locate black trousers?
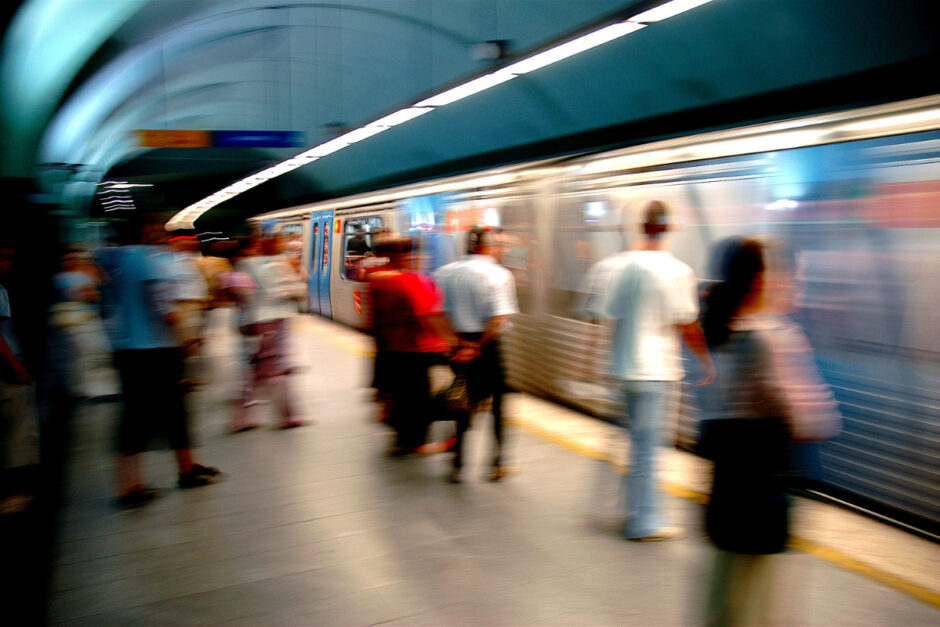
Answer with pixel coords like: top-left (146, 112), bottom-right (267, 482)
top-left (114, 348), bottom-right (191, 454)
top-left (452, 334), bottom-right (507, 470)
top-left (385, 351), bottom-right (440, 449)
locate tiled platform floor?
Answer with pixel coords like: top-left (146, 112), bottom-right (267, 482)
top-left (49, 312), bottom-right (940, 625)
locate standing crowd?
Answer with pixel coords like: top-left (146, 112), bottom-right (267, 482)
top-left (0, 201), bottom-right (840, 624)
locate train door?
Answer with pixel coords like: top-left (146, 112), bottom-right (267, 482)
top-left (308, 214), bottom-right (321, 314)
top-left (318, 209), bottom-right (334, 318)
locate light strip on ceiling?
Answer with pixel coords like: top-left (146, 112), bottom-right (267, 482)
top-left (166, 3), bottom-right (703, 230)
top-left (629, 0), bottom-right (714, 23)
top-left (502, 21), bottom-right (645, 75)
top-left (415, 71), bottom-right (517, 107)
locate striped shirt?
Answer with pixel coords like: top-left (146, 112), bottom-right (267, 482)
top-left (434, 255), bottom-right (519, 333)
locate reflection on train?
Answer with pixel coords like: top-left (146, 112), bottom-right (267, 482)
top-left (253, 95), bottom-right (940, 534)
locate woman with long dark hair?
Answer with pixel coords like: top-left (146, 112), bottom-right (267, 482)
top-left (699, 237), bottom-right (839, 625)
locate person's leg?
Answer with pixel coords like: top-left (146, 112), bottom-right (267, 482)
top-left (113, 350), bottom-right (156, 505)
top-left (233, 348), bottom-right (263, 431)
top-left (704, 548), bottom-right (738, 627)
top-left (622, 380), bottom-right (669, 539)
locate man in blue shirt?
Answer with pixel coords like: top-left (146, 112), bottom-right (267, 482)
top-left (107, 214), bottom-right (220, 508)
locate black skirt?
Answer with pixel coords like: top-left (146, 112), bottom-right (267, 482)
top-left (702, 417), bottom-right (790, 554)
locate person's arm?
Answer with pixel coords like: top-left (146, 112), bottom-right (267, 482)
top-left (0, 322), bottom-right (30, 384)
top-left (146, 279), bottom-right (192, 351)
top-left (678, 321), bottom-right (715, 386)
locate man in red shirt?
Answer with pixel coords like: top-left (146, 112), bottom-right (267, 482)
top-left (370, 236), bottom-right (455, 454)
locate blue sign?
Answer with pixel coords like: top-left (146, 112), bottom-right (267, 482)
top-left (213, 130), bottom-right (306, 148)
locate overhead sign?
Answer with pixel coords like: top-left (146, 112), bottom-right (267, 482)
top-left (136, 130), bottom-right (305, 148)
top-left (213, 130), bottom-right (306, 148)
top-left (137, 130), bottom-right (211, 148)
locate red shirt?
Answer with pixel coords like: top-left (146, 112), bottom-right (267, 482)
top-left (370, 271), bottom-right (448, 353)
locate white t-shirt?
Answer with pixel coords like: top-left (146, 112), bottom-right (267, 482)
top-left (434, 255), bottom-right (518, 333)
top-left (601, 250), bottom-right (698, 381)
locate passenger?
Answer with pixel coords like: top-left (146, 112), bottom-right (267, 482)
top-left (168, 231), bottom-right (210, 388)
top-left (369, 235), bottom-right (456, 455)
top-left (51, 248), bottom-right (115, 399)
top-left (0, 241), bottom-right (41, 515)
top-left (435, 226), bottom-right (519, 483)
top-left (106, 213), bottom-right (220, 509)
top-left (364, 227), bottom-right (395, 421)
top-left (218, 237), bottom-right (259, 405)
top-left (232, 234), bottom-right (307, 431)
top-left (195, 240), bottom-right (234, 312)
top-left (598, 201), bottom-right (713, 540)
top-left (699, 237), bottom-right (839, 626)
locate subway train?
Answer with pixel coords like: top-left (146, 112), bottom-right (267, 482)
top-left (253, 95), bottom-right (940, 534)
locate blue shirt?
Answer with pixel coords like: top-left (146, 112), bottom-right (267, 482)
top-left (107, 246), bottom-right (179, 350)
top-left (54, 271), bottom-right (94, 302)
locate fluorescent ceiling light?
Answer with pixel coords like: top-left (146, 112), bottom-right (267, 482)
top-left (630, 0), bottom-right (713, 23)
top-left (302, 137), bottom-right (351, 158)
top-left (371, 107), bottom-right (434, 128)
top-left (339, 124), bottom-right (389, 144)
top-left (504, 21), bottom-right (645, 74)
top-left (167, 13), bottom-right (655, 229)
top-left (416, 71), bottom-right (516, 107)
top-left (839, 109), bottom-right (940, 132)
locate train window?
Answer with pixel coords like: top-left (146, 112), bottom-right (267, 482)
top-left (548, 196), bottom-right (629, 318)
top-left (322, 222), bottom-right (331, 274)
top-left (499, 201), bottom-right (536, 314)
top-left (341, 216), bottom-right (384, 281)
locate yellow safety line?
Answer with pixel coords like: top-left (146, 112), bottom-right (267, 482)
top-left (788, 537), bottom-right (940, 610)
top-left (298, 316), bottom-right (940, 611)
top-left (510, 416), bottom-right (940, 611)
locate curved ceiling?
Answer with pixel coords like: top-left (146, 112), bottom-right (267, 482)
top-left (2, 0), bottom-right (939, 229)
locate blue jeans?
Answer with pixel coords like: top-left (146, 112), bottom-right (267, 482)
top-left (620, 380), bottom-right (674, 538)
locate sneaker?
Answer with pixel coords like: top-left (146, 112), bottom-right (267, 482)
top-left (447, 468), bottom-right (463, 484)
top-left (178, 464), bottom-right (222, 489)
top-left (280, 418), bottom-right (310, 429)
top-left (232, 420), bottom-right (260, 433)
top-left (486, 465), bottom-right (517, 482)
top-left (417, 437), bottom-right (457, 455)
top-left (626, 527), bottom-right (684, 542)
top-left (115, 487), bottom-right (159, 510)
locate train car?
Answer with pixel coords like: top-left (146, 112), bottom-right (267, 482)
top-left (253, 95), bottom-right (940, 534)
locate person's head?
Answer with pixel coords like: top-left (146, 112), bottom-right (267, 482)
top-left (168, 232), bottom-right (200, 253)
top-left (375, 235), bottom-right (416, 270)
top-left (467, 225), bottom-right (503, 260)
top-left (261, 234), bottom-right (283, 256)
top-left (703, 237), bottom-right (767, 347)
top-left (140, 211), bottom-right (174, 245)
top-left (641, 200), bottom-right (670, 241)
top-left (60, 247), bottom-right (85, 271)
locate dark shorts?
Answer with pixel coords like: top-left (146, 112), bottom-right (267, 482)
top-left (114, 348), bottom-right (191, 455)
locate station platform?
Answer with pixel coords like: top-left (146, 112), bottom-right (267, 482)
top-left (49, 312), bottom-right (940, 625)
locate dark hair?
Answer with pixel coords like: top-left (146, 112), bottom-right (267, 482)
top-left (702, 237), bottom-right (765, 348)
top-left (642, 201), bottom-right (669, 238)
top-left (374, 235), bottom-right (416, 256)
top-left (466, 225), bottom-right (488, 255)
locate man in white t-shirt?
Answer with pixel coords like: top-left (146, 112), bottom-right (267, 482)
top-left (600, 201), bottom-right (713, 541)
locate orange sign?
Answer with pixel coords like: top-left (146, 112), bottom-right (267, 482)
top-left (137, 130), bottom-right (211, 148)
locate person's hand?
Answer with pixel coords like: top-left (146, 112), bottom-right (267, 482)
top-left (183, 336), bottom-right (202, 358)
top-left (450, 347), bottom-right (479, 363)
top-left (691, 361), bottom-right (716, 387)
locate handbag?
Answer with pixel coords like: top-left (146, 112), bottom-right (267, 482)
top-left (435, 372), bottom-right (476, 417)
